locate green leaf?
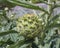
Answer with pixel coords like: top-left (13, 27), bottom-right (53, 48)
top-left (7, 0), bottom-right (49, 15)
top-left (0, 41), bottom-right (5, 46)
top-left (2, 10), bottom-right (10, 22)
top-left (8, 40), bottom-right (25, 48)
top-left (52, 4), bottom-right (60, 10)
top-left (45, 23), bottom-right (60, 32)
top-left (0, 38), bottom-right (14, 46)
top-left (0, 30), bottom-right (18, 36)
top-left (8, 38), bottom-right (35, 48)
top-left (49, 23), bottom-right (60, 28)
top-left (48, 14), bottom-right (60, 25)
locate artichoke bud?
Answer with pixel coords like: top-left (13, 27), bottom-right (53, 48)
top-left (16, 14), bottom-right (43, 39)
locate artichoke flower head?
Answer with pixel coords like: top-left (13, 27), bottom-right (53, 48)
top-left (16, 14), bottom-right (44, 39)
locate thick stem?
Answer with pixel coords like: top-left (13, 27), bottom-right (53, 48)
top-left (47, 0), bottom-right (52, 24)
top-left (47, 0), bottom-right (51, 13)
top-left (29, 1), bottom-right (37, 16)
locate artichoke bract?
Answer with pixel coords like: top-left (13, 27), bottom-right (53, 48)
top-left (16, 14), bottom-right (43, 39)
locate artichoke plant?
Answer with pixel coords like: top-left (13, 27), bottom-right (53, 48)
top-left (16, 14), bottom-right (44, 39)
top-left (0, 0), bottom-right (60, 48)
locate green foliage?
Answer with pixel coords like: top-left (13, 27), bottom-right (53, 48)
top-left (0, 0), bottom-right (60, 48)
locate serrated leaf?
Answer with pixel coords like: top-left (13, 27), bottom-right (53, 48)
top-left (52, 4), bottom-right (60, 10)
top-left (0, 38), bottom-right (14, 46)
top-left (0, 30), bottom-right (18, 36)
top-left (8, 40), bottom-right (25, 48)
top-left (45, 23), bottom-right (60, 32)
top-left (48, 14), bottom-right (60, 25)
top-left (49, 23), bottom-right (60, 28)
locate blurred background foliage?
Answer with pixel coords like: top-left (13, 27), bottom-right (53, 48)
top-left (0, 0), bottom-right (60, 48)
